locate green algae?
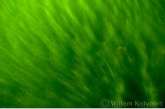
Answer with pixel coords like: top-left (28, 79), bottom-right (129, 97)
top-left (0, 0), bottom-right (165, 108)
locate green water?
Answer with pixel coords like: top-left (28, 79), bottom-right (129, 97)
top-left (0, 0), bottom-right (165, 108)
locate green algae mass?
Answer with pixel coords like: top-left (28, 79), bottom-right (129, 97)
top-left (0, 0), bottom-right (165, 108)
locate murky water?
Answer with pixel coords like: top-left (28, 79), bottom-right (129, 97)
top-left (0, 0), bottom-right (165, 107)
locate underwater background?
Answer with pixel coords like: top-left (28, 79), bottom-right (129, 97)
top-left (0, 0), bottom-right (165, 108)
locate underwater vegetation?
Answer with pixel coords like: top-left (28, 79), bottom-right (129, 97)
top-left (0, 0), bottom-right (165, 108)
